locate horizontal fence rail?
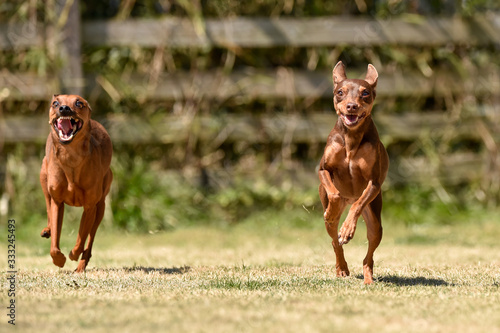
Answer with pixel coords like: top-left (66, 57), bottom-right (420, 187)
top-left (83, 15), bottom-right (500, 47)
top-left (2, 15), bottom-right (500, 50)
top-left (3, 108), bottom-right (499, 144)
top-left (1, 68), bottom-right (499, 101)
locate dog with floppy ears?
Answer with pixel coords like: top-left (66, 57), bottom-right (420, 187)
top-left (40, 94), bottom-right (113, 272)
top-left (318, 61), bottom-right (389, 284)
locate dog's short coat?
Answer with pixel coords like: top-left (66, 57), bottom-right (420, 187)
top-left (318, 62), bottom-right (389, 284)
top-left (40, 94), bottom-right (113, 272)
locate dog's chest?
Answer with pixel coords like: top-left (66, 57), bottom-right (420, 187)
top-left (328, 142), bottom-right (374, 196)
top-left (334, 156), bottom-right (367, 188)
top-left (48, 166), bottom-right (100, 207)
top-left (48, 177), bottom-right (85, 207)
top-left (65, 182), bottom-right (85, 207)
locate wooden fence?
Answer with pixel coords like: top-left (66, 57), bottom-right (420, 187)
top-left (1, 9), bottom-right (500, 187)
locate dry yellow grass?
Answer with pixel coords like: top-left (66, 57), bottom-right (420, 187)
top-left (1, 220), bottom-right (500, 332)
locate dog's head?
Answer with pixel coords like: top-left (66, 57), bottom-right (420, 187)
top-left (49, 94), bottom-right (91, 144)
top-left (332, 61), bottom-right (378, 129)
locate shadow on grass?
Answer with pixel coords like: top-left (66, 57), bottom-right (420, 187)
top-left (124, 265), bottom-right (191, 274)
top-left (375, 275), bottom-right (449, 286)
top-left (84, 266), bottom-right (191, 275)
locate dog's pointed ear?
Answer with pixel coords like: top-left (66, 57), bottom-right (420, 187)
top-left (85, 99), bottom-right (92, 112)
top-left (365, 64), bottom-right (378, 88)
top-left (332, 61), bottom-right (347, 86)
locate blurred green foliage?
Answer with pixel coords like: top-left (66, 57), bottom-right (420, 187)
top-left (109, 154), bottom-right (210, 231)
top-left (4, 143), bottom-right (496, 233)
top-left (3, 145), bottom-right (319, 232)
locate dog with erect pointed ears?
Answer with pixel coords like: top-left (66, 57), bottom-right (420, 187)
top-left (318, 62), bottom-right (389, 284)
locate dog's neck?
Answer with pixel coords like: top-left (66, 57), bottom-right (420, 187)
top-left (51, 128), bottom-right (92, 169)
top-left (336, 115), bottom-right (374, 159)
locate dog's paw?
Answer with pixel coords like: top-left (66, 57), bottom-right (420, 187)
top-left (50, 250), bottom-right (66, 268)
top-left (363, 263), bottom-right (375, 285)
top-left (336, 267), bottom-right (350, 277)
top-left (75, 260), bottom-right (87, 273)
top-left (40, 228), bottom-right (51, 238)
top-left (338, 222), bottom-right (356, 245)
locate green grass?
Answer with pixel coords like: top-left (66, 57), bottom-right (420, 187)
top-left (1, 216), bottom-right (500, 332)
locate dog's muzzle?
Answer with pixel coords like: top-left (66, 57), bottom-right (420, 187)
top-left (51, 109), bottom-right (84, 144)
top-left (340, 112), bottom-right (366, 127)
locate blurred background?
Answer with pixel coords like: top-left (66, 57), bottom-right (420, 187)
top-left (0, 0), bottom-right (499, 233)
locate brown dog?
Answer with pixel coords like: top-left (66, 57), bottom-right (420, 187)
top-left (40, 94), bottom-right (113, 272)
top-left (318, 61), bottom-right (389, 284)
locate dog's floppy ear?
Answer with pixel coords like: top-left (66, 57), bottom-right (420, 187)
top-left (332, 61), bottom-right (347, 86)
top-left (365, 64), bottom-right (378, 88)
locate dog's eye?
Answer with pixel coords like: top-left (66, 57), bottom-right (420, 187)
top-left (75, 101), bottom-right (83, 108)
top-left (52, 101), bottom-right (60, 108)
top-left (362, 90), bottom-right (370, 97)
top-left (337, 90), bottom-right (343, 97)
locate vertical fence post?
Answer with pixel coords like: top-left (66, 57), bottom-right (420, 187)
top-left (52, 0), bottom-right (84, 95)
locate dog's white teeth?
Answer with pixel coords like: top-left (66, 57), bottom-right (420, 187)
top-left (58, 130), bottom-right (74, 141)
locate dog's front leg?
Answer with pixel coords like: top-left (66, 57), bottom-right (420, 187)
top-left (319, 170), bottom-right (350, 277)
top-left (49, 198), bottom-right (66, 267)
top-left (338, 181), bottom-right (381, 245)
top-left (69, 205), bottom-right (97, 264)
top-left (318, 170), bottom-right (342, 220)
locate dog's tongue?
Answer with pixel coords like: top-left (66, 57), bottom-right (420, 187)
top-left (57, 118), bottom-right (73, 135)
top-left (346, 115), bottom-right (358, 123)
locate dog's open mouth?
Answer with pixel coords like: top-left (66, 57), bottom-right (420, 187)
top-left (52, 116), bottom-right (83, 143)
top-left (340, 112), bottom-right (366, 127)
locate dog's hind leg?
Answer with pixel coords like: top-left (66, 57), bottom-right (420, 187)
top-left (69, 205), bottom-right (97, 264)
top-left (75, 198), bottom-right (105, 272)
top-left (75, 170), bottom-right (112, 272)
top-left (361, 192), bottom-right (383, 284)
top-left (40, 158), bottom-right (52, 238)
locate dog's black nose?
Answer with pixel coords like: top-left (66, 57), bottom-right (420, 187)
top-left (346, 103), bottom-right (358, 112)
top-left (59, 105), bottom-right (72, 115)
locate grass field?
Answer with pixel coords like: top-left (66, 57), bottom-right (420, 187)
top-left (1, 212), bottom-right (500, 332)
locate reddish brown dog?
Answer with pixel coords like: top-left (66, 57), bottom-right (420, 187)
top-left (318, 61), bottom-right (389, 284)
top-left (40, 94), bottom-right (113, 272)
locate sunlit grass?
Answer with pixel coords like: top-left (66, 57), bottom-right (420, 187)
top-left (1, 218), bottom-right (500, 332)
